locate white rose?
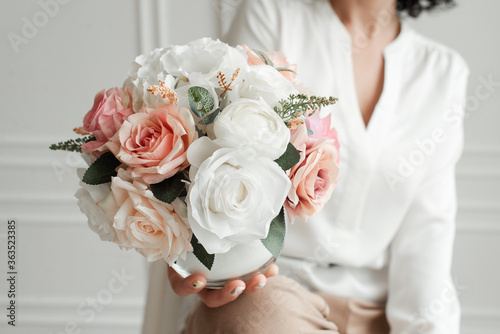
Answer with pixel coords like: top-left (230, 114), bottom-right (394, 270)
top-left (74, 168), bottom-right (115, 241)
top-left (160, 38), bottom-right (248, 108)
top-left (226, 65), bottom-right (296, 109)
top-left (213, 98), bottom-right (290, 160)
top-left (124, 47), bottom-right (180, 112)
top-left (124, 38), bottom-right (249, 113)
top-left (186, 137), bottom-right (291, 254)
top-left (160, 38), bottom-right (248, 81)
top-left (98, 169), bottom-right (193, 265)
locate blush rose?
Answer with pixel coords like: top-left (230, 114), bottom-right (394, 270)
top-left (82, 87), bottom-right (134, 153)
top-left (106, 103), bottom-right (198, 184)
top-left (285, 123), bottom-right (339, 223)
top-left (241, 44), bottom-right (298, 83)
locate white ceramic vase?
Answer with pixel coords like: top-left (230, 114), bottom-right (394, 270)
top-left (171, 239), bottom-right (276, 289)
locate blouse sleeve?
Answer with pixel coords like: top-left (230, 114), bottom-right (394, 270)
top-left (222, 0), bottom-right (281, 51)
top-left (386, 65), bottom-right (469, 334)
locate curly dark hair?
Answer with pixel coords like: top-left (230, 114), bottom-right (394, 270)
top-left (396, 0), bottom-right (455, 18)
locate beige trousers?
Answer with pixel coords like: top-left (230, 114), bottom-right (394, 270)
top-left (184, 275), bottom-right (390, 334)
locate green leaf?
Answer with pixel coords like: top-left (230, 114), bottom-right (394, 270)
top-left (261, 207), bottom-right (286, 259)
top-left (150, 173), bottom-right (185, 204)
top-left (191, 234), bottom-right (215, 270)
top-left (275, 67), bottom-right (296, 74)
top-left (178, 187), bottom-right (187, 198)
top-left (82, 152), bottom-right (121, 185)
top-left (307, 127), bottom-right (314, 136)
top-left (252, 49), bottom-right (274, 67)
top-left (187, 86), bottom-right (214, 116)
top-left (195, 125), bottom-right (204, 138)
top-left (198, 108), bottom-right (220, 125)
top-left (274, 142), bottom-right (300, 171)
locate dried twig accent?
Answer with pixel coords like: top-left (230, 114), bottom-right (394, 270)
top-left (288, 117), bottom-right (305, 131)
top-left (147, 80), bottom-right (179, 104)
top-left (217, 68), bottom-right (240, 97)
top-left (73, 126), bottom-right (89, 135)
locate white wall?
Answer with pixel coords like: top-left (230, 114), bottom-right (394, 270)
top-left (0, 1), bottom-right (217, 334)
top-left (0, 1), bottom-right (498, 334)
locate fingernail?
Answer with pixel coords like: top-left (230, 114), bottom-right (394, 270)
top-left (231, 286), bottom-right (245, 296)
top-left (257, 281), bottom-right (266, 289)
top-left (192, 280), bottom-right (204, 289)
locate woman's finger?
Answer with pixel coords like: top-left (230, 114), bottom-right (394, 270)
top-left (243, 273), bottom-right (267, 294)
top-left (198, 280), bottom-right (246, 308)
top-left (264, 263), bottom-right (279, 278)
top-left (168, 266), bottom-right (206, 297)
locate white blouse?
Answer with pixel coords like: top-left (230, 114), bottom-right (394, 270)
top-left (224, 0), bottom-right (469, 333)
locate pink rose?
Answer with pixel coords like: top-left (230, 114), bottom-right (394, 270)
top-left (285, 124), bottom-right (339, 223)
top-left (306, 112), bottom-right (340, 163)
top-left (241, 45), bottom-right (298, 83)
top-left (106, 103), bottom-right (198, 184)
top-left (98, 169), bottom-right (192, 264)
top-left (82, 87), bottom-right (134, 153)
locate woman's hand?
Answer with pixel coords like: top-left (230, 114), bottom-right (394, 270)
top-left (168, 264), bottom-right (279, 308)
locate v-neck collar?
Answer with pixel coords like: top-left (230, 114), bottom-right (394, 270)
top-left (317, 1), bottom-right (412, 231)
top-left (321, 1), bottom-right (411, 140)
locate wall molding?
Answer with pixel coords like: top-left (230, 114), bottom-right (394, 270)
top-left (1, 137), bottom-right (499, 231)
top-left (2, 137), bottom-right (500, 154)
top-left (3, 190), bottom-right (495, 212)
top-left (156, 0), bottom-right (169, 48)
top-left (136, 0), bottom-right (157, 54)
top-left (458, 202), bottom-right (500, 212)
top-left (456, 222), bottom-right (500, 234)
top-left (456, 169), bottom-right (500, 178)
top-left (135, 0), bottom-right (169, 54)
top-left (0, 298), bottom-right (497, 331)
top-left (3, 137), bottom-right (499, 153)
top-left (457, 146), bottom-right (500, 177)
top-left (2, 139), bottom-right (499, 176)
top-left (0, 297), bottom-right (143, 329)
top-left (461, 308), bottom-right (500, 334)
top-left (462, 145), bottom-right (500, 155)
top-left (0, 136), bottom-right (86, 169)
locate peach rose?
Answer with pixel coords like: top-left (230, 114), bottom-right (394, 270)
top-left (285, 124), bottom-right (339, 223)
top-left (98, 169), bottom-right (192, 264)
top-left (241, 44), bottom-right (297, 83)
top-left (82, 87), bottom-right (134, 152)
top-left (106, 103), bottom-right (198, 184)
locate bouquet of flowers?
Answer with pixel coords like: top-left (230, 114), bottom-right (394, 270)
top-left (50, 38), bottom-right (339, 286)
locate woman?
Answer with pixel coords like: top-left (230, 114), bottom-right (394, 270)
top-left (167, 0), bottom-right (469, 332)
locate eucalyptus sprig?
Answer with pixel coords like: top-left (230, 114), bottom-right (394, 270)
top-left (274, 94), bottom-right (339, 123)
top-left (49, 135), bottom-right (95, 153)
